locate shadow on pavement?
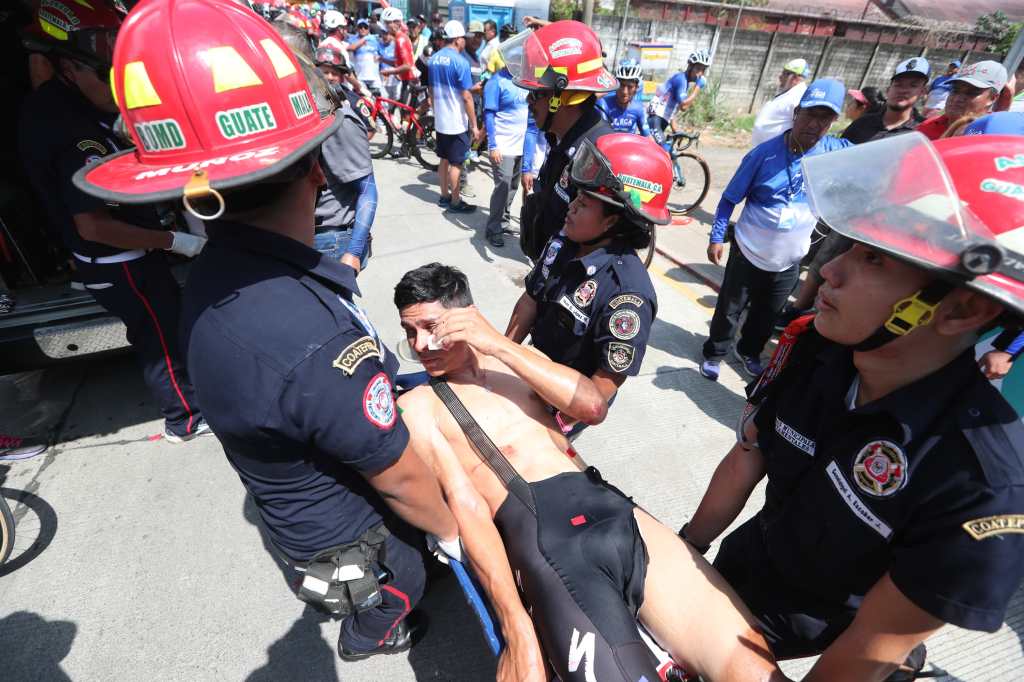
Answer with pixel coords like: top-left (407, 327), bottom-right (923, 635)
top-left (652, 365), bottom-right (746, 431)
top-left (0, 482), bottom-right (59, 577)
top-left (647, 316), bottom-right (708, 362)
top-left (0, 611), bottom-right (76, 681)
top-left (246, 605), bottom-right (336, 682)
top-left (407, 571), bottom-right (499, 682)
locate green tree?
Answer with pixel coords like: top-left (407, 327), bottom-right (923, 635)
top-left (975, 10), bottom-right (1023, 54)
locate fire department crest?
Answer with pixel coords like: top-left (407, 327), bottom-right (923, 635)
top-left (852, 440), bottom-right (908, 498)
top-left (363, 372), bottom-right (396, 429)
top-left (607, 342), bottom-right (635, 372)
top-left (609, 309), bottom-right (640, 340)
top-left (559, 165), bottom-right (570, 189)
top-left (574, 279), bottom-right (598, 307)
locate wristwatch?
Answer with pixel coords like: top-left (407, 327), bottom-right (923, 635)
top-left (679, 523), bottom-right (711, 555)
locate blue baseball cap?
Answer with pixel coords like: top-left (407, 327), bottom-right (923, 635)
top-left (950, 59), bottom-right (962, 68)
top-left (799, 78), bottom-right (845, 115)
top-left (964, 112), bottom-right (1024, 136)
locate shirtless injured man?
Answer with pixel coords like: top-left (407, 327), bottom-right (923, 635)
top-left (393, 263), bottom-right (787, 682)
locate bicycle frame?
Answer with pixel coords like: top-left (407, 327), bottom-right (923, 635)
top-left (362, 95), bottom-right (425, 136)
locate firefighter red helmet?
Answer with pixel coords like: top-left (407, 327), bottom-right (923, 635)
top-left (805, 132), bottom-right (1024, 317)
top-left (571, 133), bottom-right (673, 226)
top-left (499, 20), bottom-right (616, 96)
top-left (23, 0), bottom-right (123, 72)
top-left (74, 0), bottom-right (340, 212)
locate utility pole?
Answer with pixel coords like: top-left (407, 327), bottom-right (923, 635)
top-left (583, 0), bottom-right (594, 26)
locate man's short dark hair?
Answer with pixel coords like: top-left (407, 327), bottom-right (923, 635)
top-left (394, 263), bottom-right (474, 310)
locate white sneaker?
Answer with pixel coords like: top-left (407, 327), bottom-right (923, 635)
top-left (164, 419), bottom-right (212, 444)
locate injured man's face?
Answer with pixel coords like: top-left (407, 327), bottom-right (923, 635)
top-left (399, 300), bottom-right (472, 377)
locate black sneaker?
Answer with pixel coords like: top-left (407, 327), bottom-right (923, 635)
top-left (486, 232), bottom-right (505, 247)
top-left (337, 616), bottom-right (418, 662)
top-left (446, 200), bottom-right (476, 214)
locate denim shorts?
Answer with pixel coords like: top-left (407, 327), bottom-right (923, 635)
top-left (313, 229), bottom-right (372, 270)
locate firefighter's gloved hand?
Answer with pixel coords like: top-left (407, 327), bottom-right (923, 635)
top-left (169, 231), bottom-right (207, 257)
top-left (427, 534), bottom-right (464, 565)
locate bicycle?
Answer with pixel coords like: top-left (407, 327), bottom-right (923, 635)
top-left (0, 491), bottom-right (14, 565)
top-left (664, 129), bottom-right (711, 217)
top-left (363, 86), bottom-right (441, 172)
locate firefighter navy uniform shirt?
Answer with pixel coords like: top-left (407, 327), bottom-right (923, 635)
top-left (181, 221), bottom-right (408, 562)
top-left (744, 329), bottom-right (1024, 632)
top-left (525, 235), bottom-right (657, 378)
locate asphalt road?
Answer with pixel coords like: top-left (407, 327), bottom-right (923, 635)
top-left (1, 145), bottom-right (1021, 681)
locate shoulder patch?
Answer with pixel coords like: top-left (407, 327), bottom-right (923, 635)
top-left (963, 514), bottom-right (1024, 540)
top-left (363, 372), bottom-right (397, 429)
top-left (607, 342), bottom-right (635, 372)
top-left (609, 293), bottom-right (643, 309)
top-left (609, 309), bottom-right (641, 340)
top-left (332, 336), bottom-right (381, 376)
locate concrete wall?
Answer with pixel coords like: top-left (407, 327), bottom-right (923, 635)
top-left (592, 15), bottom-right (973, 114)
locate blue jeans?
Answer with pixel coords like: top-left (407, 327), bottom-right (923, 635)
top-left (313, 229), bottom-right (372, 270)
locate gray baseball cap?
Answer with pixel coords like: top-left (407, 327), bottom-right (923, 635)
top-left (950, 60), bottom-right (1008, 91)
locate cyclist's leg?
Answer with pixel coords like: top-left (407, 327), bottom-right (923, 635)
top-left (634, 509), bottom-right (781, 680)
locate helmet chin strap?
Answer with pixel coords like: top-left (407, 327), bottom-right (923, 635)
top-left (851, 280), bottom-right (953, 351)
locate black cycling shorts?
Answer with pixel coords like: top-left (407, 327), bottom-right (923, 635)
top-left (493, 467), bottom-right (661, 681)
top-left (648, 114), bottom-right (670, 146)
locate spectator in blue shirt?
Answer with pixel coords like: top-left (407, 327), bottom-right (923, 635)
top-left (701, 79), bottom-right (853, 381)
top-left (428, 20), bottom-right (480, 213)
top-left (346, 18), bottom-right (382, 95)
top-left (597, 60), bottom-right (651, 137)
top-left (482, 61), bottom-right (529, 247)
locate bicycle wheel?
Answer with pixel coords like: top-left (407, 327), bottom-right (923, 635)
top-left (666, 152), bottom-right (710, 216)
top-left (636, 225), bottom-right (657, 269)
top-left (411, 115), bottom-right (440, 172)
top-left (369, 111), bottom-right (393, 159)
top-left (0, 493), bottom-right (14, 565)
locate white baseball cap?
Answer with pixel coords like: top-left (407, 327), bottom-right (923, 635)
top-left (894, 57), bottom-right (930, 79)
top-left (443, 20), bottom-right (466, 39)
top-left (950, 60), bottom-right (1009, 91)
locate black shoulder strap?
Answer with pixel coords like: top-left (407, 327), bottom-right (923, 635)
top-left (429, 377), bottom-right (536, 515)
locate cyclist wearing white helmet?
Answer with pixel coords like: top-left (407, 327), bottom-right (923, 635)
top-left (648, 49), bottom-right (710, 154)
top-left (318, 9), bottom-right (348, 57)
top-left (380, 6), bottom-right (417, 110)
top-left (596, 60), bottom-right (651, 137)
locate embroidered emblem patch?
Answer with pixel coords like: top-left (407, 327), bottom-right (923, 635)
top-left (608, 294), bottom-right (643, 309)
top-left (574, 279), bottom-right (598, 307)
top-left (607, 342), bottom-right (635, 372)
top-left (559, 165), bottom-right (570, 189)
top-left (332, 336), bottom-right (380, 376)
top-left (543, 239), bottom-right (563, 266)
top-left (363, 372), bottom-right (396, 429)
top-left (852, 440), bottom-right (908, 498)
top-left (609, 309), bottom-right (640, 340)
top-left (963, 514), bottom-right (1024, 541)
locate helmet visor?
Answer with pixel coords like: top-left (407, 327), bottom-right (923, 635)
top-left (571, 138), bottom-right (668, 225)
top-left (497, 28), bottom-right (535, 85)
top-left (804, 132), bottom-right (1001, 278)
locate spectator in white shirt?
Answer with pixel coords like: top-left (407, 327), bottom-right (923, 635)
top-left (750, 58), bottom-right (810, 147)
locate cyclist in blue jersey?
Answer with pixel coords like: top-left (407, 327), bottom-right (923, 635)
top-left (596, 60), bottom-right (651, 136)
top-left (648, 49), bottom-right (710, 154)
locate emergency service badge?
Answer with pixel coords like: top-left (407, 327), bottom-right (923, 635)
top-left (607, 342), bottom-right (635, 372)
top-left (962, 514), bottom-right (1024, 541)
top-left (559, 165), bottom-right (570, 189)
top-left (852, 440), bottom-right (908, 498)
top-left (609, 309), bottom-right (641, 340)
top-left (609, 293), bottom-right (643, 309)
top-left (573, 279), bottom-right (598, 307)
top-left (543, 239), bottom-right (563, 266)
top-left (332, 336), bottom-right (380, 376)
top-left (363, 372), bottom-right (397, 429)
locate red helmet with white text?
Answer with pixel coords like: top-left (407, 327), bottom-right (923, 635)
top-left (804, 133), bottom-right (1024, 344)
top-left (571, 133), bottom-right (673, 226)
top-left (499, 21), bottom-right (616, 98)
top-left (73, 0), bottom-right (340, 215)
top-left (23, 0), bottom-right (123, 73)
